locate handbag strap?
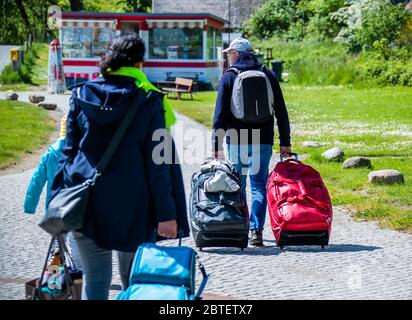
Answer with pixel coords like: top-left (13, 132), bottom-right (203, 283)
top-left (37, 236), bottom-right (57, 293)
top-left (35, 235), bottom-right (78, 300)
top-left (76, 89), bottom-right (149, 184)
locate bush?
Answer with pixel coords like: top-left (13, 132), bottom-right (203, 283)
top-left (0, 64), bottom-right (31, 84)
top-left (356, 47), bottom-right (412, 86)
top-left (285, 20), bottom-right (307, 41)
top-left (332, 0), bottom-right (408, 52)
top-left (300, 0), bottom-right (345, 39)
top-left (244, 0), bottom-right (301, 39)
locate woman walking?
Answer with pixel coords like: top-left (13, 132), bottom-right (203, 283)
top-left (49, 33), bottom-right (187, 300)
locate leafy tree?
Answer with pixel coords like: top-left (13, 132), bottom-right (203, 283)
top-left (0, 0), bottom-right (57, 44)
top-left (244, 0), bottom-right (301, 39)
top-left (332, 0), bottom-right (408, 51)
top-left (299, 0), bottom-right (345, 39)
top-left (69, 0), bottom-right (84, 11)
top-left (117, 0), bottom-right (152, 12)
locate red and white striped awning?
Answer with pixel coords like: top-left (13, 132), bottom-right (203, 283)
top-left (146, 19), bottom-right (207, 29)
top-left (61, 19), bottom-right (117, 29)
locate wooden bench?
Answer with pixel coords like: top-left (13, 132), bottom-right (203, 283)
top-left (162, 77), bottom-right (194, 100)
top-left (165, 72), bottom-right (199, 82)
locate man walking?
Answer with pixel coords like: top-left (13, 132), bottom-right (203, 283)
top-left (211, 38), bottom-right (291, 246)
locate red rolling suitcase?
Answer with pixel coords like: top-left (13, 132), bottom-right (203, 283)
top-left (267, 154), bottom-right (333, 249)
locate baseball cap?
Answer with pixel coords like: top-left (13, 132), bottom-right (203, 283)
top-left (222, 38), bottom-right (253, 53)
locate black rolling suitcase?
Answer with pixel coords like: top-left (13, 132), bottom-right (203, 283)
top-left (190, 159), bottom-right (249, 251)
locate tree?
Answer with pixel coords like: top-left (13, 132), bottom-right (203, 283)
top-left (332, 0), bottom-right (408, 51)
top-left (14, 0), bottom-right (32, 41)
top-left (244, 0), bottom-right (301, 39)
top-left (1, 0), bottom-right (61, 44)
top-left (69, 0), bottom-right (84, 11)
top-left (0, 1), bottom-right (22, 44)
top-left (117, 0), bottom-right (152, 13)
top-left (299, 0), bottom-right (345, 39)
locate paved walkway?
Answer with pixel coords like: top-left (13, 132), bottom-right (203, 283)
top-left (0, 92), bottom-right (411, 300)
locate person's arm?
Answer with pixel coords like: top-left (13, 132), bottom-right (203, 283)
top-left (24, 152), bottom-right (48, 214)
top-left (143, 95), bottom-right (177, 238)
top-left (211, 73), bottom-right (233, 156)
top-left (268, 69), bottom-right (291, 153)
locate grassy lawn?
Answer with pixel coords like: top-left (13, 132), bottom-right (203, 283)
top-left (31, 43), bottom-right (49, 86)
top-left (0, 83), bottom-right (46, 92)
top-left (0, 100), bottom-right (54, 169)
top-left (169, 86), bottom-right (412, 232)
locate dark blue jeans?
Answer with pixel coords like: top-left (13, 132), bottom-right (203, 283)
top-left (227, 144), bottom-right (273, 231)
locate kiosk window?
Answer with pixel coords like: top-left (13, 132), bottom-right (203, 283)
top-left (62, 26), bottom-right (116, 58)
top-left (149, 28), bottom-right (203, 60)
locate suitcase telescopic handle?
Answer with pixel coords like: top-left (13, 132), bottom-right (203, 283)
top-left (154, 228), bottom-right (183, 246)
top-left (280, 152), bottom-right (299, 162)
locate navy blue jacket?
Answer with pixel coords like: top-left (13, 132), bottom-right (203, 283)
top-left (212, 53), bottom-right (291, 151)
top-left (49, 76), bottom-right (189, 252)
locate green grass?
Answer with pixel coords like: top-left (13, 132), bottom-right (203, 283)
top-left (252, 38), bottom-right (361, 86)
top-left (169, 86), bottom-right (412, 232)
top-left (284, 86), bottom-right (412, 157)
top-left (171, 92), bottom-right (217, 127)
top-left (0, 83), bottom-right (47, 92)
top-left (251, 37), bottom-right (412, 87)
top-left (0, 100), bottom-right (54, 169)
top-left (31, 43), bottom-right (49, 86)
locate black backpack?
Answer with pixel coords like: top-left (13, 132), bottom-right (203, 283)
top-left (229, 66), bottom-right (275, 123)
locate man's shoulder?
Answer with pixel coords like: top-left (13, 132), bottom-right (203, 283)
top-left (223, 69), bottom-right (238, 79)
top-left (260, 65), bottom-right (275, 78)
top-left (218, 70), bottom-right (236, 88)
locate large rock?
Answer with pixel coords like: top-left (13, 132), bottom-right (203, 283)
top-left (368, 170), bottom-right (404, 184)
top-left (38, 103), bottom-right (57, 110)
top-left (29, 94), bottom-right (45, 104)
top-left (342, 157), bottom-right (372, 169)
top-left (5, 90), bottom-right (18, 101)
top-left (302, 141), bottom-right (325, 148)
top-left (322, 147), bottom-right (345, 161)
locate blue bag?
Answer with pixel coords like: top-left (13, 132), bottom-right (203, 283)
top-left (117, 240), bottom-right (208, 300)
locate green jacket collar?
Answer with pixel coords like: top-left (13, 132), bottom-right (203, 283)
top-left (107, 67), bottom-right (176, 129)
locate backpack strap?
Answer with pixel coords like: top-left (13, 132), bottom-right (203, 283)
top-left (227, 67), bottom-right (240, 76)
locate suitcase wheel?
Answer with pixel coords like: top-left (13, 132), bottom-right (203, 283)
top-left (199, 247), bottom-right (203, 252)
top-left (321, 245), bottom-right (325, 249)
top-left (279, 246), bottom-right (285, 250)
top-left (240, 248), bottom-right (245, 251)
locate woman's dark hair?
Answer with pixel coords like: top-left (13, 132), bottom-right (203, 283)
top-left (100, 33), bottom-right (145, 77)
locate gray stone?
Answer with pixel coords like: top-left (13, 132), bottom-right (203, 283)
top-left (38, 102), bottom-right (57, 110)
top-left (368, 170), bottom-right (404, 184)
top-left (28, 94), bottom-right (45, 104)
top-left (5, 90), bottom-right (18, 101)
top-left (302, 141), bottom-right (325, 148)
top-left (322, 147), bottom-right (345, 161)
top-left (342, 157), bottom-right (372, 169)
